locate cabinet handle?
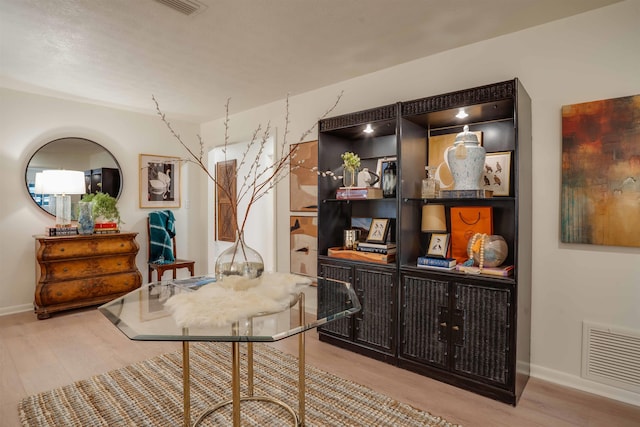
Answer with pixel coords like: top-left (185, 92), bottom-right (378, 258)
top-left (63, 268), bottom-right (68, 273)
top-left (452, 325), bottom-right (460, 331)
top-left (440, 322), bottom-right (447, 327)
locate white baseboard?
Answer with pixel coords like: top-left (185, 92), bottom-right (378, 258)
top-left (531, 363), bottom-right (640, 407)
top-left (0, 303), bottom-right (33, 317)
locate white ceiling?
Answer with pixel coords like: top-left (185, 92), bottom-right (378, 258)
top-left (0, 0), bottom-right (621, 122)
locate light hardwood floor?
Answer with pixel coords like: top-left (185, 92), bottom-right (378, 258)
top-left (2, 308), bottom-right (639, 427)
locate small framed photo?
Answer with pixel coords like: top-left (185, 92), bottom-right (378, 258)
top-left (427, 233), bottom-right (450, 258)
top-left (367, 218), bottom-right (390, 243)
top-left (375, 156), bottom-right (397, 189)
top-left (482, 151), bottom-right (511, 196)
top-left (139, 154), bottom-right (181, 208)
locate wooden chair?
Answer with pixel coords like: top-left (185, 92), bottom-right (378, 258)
top-left (147, 218), bottom-right (195, 282)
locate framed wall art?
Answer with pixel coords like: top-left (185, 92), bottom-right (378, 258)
top-left (216, 159), bottom-right (237, 242)
top-left (139, 154), bottom-right (181, 208)
top-left (290, 215), bottom-right (317, 277)
top-left (289, 140), bottom-right (318, 212)
top-left (482, 151), bottom-right (511, 196)
top-left (561, 94), bottom-right (640, 247)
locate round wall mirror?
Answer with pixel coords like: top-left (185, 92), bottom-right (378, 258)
top-left (25, 137), bottom-right (122, 220)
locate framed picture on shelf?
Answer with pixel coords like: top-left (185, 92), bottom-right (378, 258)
top-left (375, 156), bottom-right (397, 189)
top-left (482, 151), bottom-right (511, 196)
top-left (366, 218), bottom-right (390, 243)
top-left (427, 233), bottom-right (450, 258)
top-left (139, 154), bottom-right (181, 208)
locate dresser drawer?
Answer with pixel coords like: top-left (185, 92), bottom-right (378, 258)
top-left (37, 235), bottom-right (138, 260)
top-left (39, 254), bottom-right (137, 281)
top-left (36, 272), bottom-right (142, 306)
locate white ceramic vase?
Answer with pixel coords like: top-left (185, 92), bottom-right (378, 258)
top-left (446, 125), bottom-right (486, 190)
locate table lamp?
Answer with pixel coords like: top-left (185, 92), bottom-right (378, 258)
top-left (421, 204), bottom-right (447, 233)
top-left (41, 170), bottom-right (86, 227)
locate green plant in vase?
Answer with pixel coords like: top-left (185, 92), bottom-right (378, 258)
top-left (80, 192), bottom-right (122, 226)
top-left (341, 151), bottom-right (361, 187)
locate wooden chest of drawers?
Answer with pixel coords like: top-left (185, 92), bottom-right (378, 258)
top-left (34, 232), bottom-right (142, 319)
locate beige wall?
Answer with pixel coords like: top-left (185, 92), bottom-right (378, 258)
top-left (0, 89), bottom-right (207, 316)
top-left (200, 0), bottom-right (640, 405)
top-left (1, 0), bottom-right (638, 405)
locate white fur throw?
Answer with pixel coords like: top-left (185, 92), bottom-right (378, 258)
top-left (164, 272), bottom-right (312, 328)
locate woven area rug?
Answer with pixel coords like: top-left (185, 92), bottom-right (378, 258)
top-left (19, 342), bottom-right (458, 426)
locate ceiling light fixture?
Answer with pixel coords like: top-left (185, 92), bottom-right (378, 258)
top-left (456, 109), bottom-right (469, 119)
top-left (363, 124), bottom-right (374, 134)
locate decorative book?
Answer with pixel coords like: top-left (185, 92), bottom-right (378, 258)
top-left (439, 189), bottom-right (493, 199)
top-left (356, 241), bottom-right (396, 254)
top-left (336, 187), bottom-right (383, 200)
top-left (46, 226), bottom-right (79, 237)
top-left (456, 264), bottom-right (514, 277)
top-left (417, 256), bottom-right (457, 268)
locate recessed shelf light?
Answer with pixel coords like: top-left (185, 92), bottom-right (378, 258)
top-left (456, 109), bottom-right (468, 119)
top-left (363, 124), bottom-right (374, 134)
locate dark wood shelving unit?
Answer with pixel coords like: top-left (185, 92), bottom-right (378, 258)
top-left (316, 79), bottom-right (532, 405)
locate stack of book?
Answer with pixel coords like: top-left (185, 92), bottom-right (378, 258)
top-left (94, 222), bottom-right (119, 234)
top-left (46, 226), bottom-right (79, 237)
top-left (356, 241), bottom-right (396, 255)
top-left (336, 186), bottom-right (383, 200)
top-left (416, 256), bottom-right (457, 271)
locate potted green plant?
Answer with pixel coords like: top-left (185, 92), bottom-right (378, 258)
top-left (80, 192), bottom-right (122, 225)
top-left (341, 151), bottom-right (361, 187)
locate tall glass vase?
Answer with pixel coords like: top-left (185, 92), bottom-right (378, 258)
top-left (215, 231), bottom-right (264, 279)
top-left (342, 166), bottom-right (358, 187)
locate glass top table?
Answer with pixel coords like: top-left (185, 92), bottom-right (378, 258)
top-left (99, 274), bottom-right (360, 427)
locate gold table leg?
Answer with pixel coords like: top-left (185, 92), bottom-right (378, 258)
top-left (231, 341), bottom-right (241, 426)
top-left (299, 292), bottom-right (306, 426)
top-left (192, 293), bottom-right (307, 426)
top-left (182, 341), bottom-right (191, 427)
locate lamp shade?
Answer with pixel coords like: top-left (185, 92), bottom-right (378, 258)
top-left (34, 172), bottom-right (44, 194)
top-left (41, 170), bottom-right (86, 195)
top-left (421, 204), bottom-right (447, 232)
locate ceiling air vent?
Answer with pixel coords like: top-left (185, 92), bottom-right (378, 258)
top-left (153, 0), bottom-right (205, 16)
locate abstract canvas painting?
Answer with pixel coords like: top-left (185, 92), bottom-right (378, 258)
top-left (561, 94), bottom-right (640, 247)
top-left (290, 216), bottom-right (317, 277)
top-left (289, 140), bottom-right (318, 212)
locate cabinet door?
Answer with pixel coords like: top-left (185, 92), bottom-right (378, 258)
top-left (451, 282), bottom-right (511, 386)
top-left (353, 267), bottom-right (395, 354)
top-left (318, 261), bottom-right (352, 339)
top-left (400, 274), bottom-right (448, 369)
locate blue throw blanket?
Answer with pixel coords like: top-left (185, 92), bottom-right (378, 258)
top-left (149, 210), bottom-right (176, 264)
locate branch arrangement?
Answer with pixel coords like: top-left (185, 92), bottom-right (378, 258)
top-left (153, 92), bottom-right (342, 237)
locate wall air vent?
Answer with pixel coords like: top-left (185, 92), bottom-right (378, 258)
top-left (582, 321), bottom-right (640, 393)
top-left (153, 0), bottom-right (205, 16)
